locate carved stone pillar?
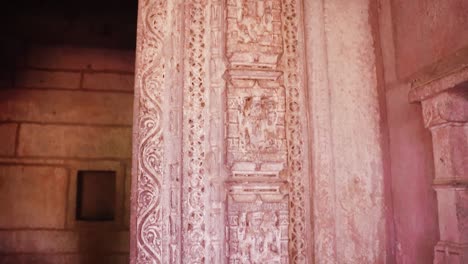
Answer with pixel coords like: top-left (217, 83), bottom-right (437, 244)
top-left (131, 0), bottom-right (312, 263)
top-left (409, 49), bottom-right (468, 264)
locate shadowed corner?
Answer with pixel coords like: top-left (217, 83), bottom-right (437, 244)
top-left (0, 41), bottom-right (26, 90)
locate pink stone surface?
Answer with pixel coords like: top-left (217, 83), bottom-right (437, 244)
top-left (321, 0), bottom-right (389, 262)
top-left (408, 39), bottom-right (468, 263)
top-left (131, 0), bottom-right (390, 263)
top-left (131, 0), bottom-right (312, 263)
top-left (128, 0), bottom-right (468, 263)
top-left (392, 0), bottom-right (468, 79)
top-left (386, 83), bottom-right (439, 264)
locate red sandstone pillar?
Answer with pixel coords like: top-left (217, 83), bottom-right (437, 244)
top-left (409, 48), bottom-right (468, 264)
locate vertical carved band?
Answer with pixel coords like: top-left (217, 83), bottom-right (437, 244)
top-left (282, 0), bottom-right (310, 262)
top-left (206, 0), bottom-right (227, 263)
top-left (133, 0), bottom-right (168, 263)
top-left (182, 0), bottom-right (209, 263)
top-left (224, 0), bottom-right (310, 263)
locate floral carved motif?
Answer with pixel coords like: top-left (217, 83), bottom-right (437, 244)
top-left (132, 0), bottom-right (168, 263)
top-left (133, 0), bottom-right (310, 262)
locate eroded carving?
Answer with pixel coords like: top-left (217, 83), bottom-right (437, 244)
top-left (182, 0), bottom-right (210, 263)
top-left (227, 84), bottom-right (286, 164)
top-left (281, 0), bottom-right (310, 261)
top-left (227, 183), bottom-right (289, 264)
top-left (134, 0), bottom-right (311, 263)
top-left (227, 0), bottom-right (282, 57)
top-left (224, 0), bottom-right (310, 263)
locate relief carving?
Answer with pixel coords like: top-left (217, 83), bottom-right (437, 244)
top-left (227, 0), bottom-right (281, 53)
top-left (133, 0), bottom-right (311, 263)
top-left (232, 0), bottom-right (274, 44)
top-left (225, 0), bottom-right (310, 262)
top-left (227, 183), bottom-right (289, 264)
top-left (281, 0), bottom-right (310, 261)
top-left (227, 84), bottom-right (286, 164)
top-left (133, 0), bottom-right (168, 263)
top-left (182, 0), bottom-right (210, 263)
top-left (238, 95), bottom-right (279, 150)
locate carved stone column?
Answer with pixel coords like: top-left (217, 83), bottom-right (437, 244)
top-left (131, 0), bottom-right (312, 263)
top-left (409, 48), bottom-right (468, 264)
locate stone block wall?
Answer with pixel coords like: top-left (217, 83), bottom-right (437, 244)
top-left (0, 45), bottom-right (134, 264)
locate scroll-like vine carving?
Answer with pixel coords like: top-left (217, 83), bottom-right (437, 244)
top-left (133, 0), bottom-right (168, 263)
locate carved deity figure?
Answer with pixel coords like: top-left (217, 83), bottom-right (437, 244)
top-left (238, 96), bottom-right (278, 152)
top-left (235, 0), bottom-right (274, 44)
top-left (234, 211), bottom-right (281, 264)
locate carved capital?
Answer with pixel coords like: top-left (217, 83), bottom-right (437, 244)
top-left (409, 47), bottom-right (468, 264)
top-left (421, 87), bottom-right (468, 128)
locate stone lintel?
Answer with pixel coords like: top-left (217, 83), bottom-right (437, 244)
top-left (420, 88), bottom-right (468, 128)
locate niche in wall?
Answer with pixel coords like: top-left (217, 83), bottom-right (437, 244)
top-left (76, 170), bottom-right (116, 221)
top-left (66, 161), bottom-right (125, 229)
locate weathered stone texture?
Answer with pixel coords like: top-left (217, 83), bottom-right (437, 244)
top-left (0, 89), bottom-right (133, 125)
top-left (0, 230), bottom-right (129, 254)
top-left (392, 0), bottom-right (468, 78)
top-left (17, 124), bottom-right (132, 158)
top-left (83, 73), bottom-right (134, 92)
top-left (15, 70), bottom-right (81, 89)
top-left (431, 125), bottom-right (468, 182)
top-left (0, 166), bottom-right (68, 229)
top-left (25, 46), bottom-right (135, 72)
top-left (0, 123), bottom-right (18, 156)
top-left (322, 0), bottom-right (387, 262)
